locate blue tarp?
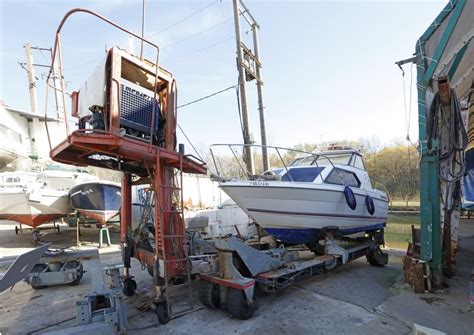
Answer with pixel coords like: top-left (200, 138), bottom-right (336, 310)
top-left (462, 149), bottom-right (474, 209)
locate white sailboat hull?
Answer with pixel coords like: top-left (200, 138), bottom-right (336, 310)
top-left (220, 181), bottom-right (388, 244)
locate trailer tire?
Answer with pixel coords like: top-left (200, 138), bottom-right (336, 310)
top-left (31, 284), bottom-right (48, 290)
top-left (155, 302), bottom-right (170, 324)
top-left (227, 288), bottom-right (256, 320)
top-left (366, 248), bottom-right (389, 267)
top-left (122, 278), bottom-right (137, 296)
top-left (199, 281), bottom-right (220, 309)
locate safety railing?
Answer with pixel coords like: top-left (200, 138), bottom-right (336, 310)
top-left (209, 143), bottom-right (349, 183)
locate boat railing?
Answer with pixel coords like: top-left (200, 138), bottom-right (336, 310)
top-left (209, 143), bottom-right (346, 184)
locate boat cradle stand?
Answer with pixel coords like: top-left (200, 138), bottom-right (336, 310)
top-left (199, 235), bottom-right (387, 320)
top-left (44, 254), bottom-right (128, 335)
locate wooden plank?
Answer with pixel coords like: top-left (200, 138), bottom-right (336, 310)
top-left (413, 262), bottom-right (426, 293)
top-left (403, 256), bottom-right (414, 284)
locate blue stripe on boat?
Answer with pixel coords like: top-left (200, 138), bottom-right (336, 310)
top-left (264, 222), bottom-right (386, 244)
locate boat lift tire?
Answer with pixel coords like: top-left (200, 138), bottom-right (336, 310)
top-left (67, 262), bottom-right (84, 286)
top-left (366, 248), bottom-right (389, 267)
top-left (155, 301), bottom-right (171, 324)
top-left (122, 278), bottom-right (137, 296)
top-left (198, 281), bottom-right (220, 309)
top-left (226, 288), bottom-right (257, 320)
top-left (30, 277), bottom-right (47, 290)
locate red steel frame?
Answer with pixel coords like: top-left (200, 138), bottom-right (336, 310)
top-left (44, 9), bottom-right (207, 279)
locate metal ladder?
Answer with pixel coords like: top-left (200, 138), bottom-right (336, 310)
top-left (155, 155), bottom-right (194, 322)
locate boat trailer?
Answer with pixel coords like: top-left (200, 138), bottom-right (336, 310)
top-left (199, 233), bottom-right (388, 319)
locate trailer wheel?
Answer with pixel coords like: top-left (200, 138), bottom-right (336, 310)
top-left (147, 265), bottom-right (154, 277)
top-left (366, 248), bottom-right (388, 267)
top-left (30, 277), bottom-right (47, 290)
top-left (122, 278), bottom-right (137, 296)
top-left (68, 263), bottom-right (84, 286)
top-left (155, 302), bottom-right (170, 324)
top-left (198, 281), bottom-right (220, 309)
top-left (31, 284), bottom-right (48, 290)
top-left (227, 288), bottom-right (256, 320)
top-left (15, 226), bottom-right (19, 235)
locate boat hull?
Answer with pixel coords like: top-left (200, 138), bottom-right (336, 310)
top-left (220, 182), bottom-right (388, 244)
top-left (0, 188), bottom-right (69, 228)
top-left (69, 182), bottom-right (121, 225)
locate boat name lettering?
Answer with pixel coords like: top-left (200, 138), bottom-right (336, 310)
top-left (250, 181), bottom-right (269, 187)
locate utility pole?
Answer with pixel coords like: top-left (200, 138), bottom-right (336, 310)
top-left (251, 21), bottom-right (269, 171)
top-left (232, 0), bottom-right (254, 175)
top-left (232, 0), bottom-right (269, 173)
top-left (24, 43), bottom-right (39, 160)
top-left (50, 48), bottom-right (65, 121)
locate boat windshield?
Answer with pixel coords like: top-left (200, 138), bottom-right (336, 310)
top-left (291, 153), bottom-right (353, 167)
top-left (282, 166), bottom-right (325, 182)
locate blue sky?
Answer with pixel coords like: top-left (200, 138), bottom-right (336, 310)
top-left (0, 0), bottom-right (446, 152)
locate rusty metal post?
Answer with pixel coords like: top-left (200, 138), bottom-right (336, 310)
top-left (121, 173), bottom-right (132, 243)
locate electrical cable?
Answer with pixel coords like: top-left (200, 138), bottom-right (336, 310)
top-left (161, 17), bottom-right (233, 50)
top-left (176, 84), bottom-right (238, 161)
top-left (177, 123), bottom-right (204, 161)
top-left (162, 35), bottom-right (234, 63)
top-left (235, 85), bottom-right (245, 136)
top-left (148, 1), bottom-right (217, 38)
top-left (177, 84), bottom-right (236, 109)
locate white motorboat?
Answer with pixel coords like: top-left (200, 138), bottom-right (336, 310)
top-left (0, 172), bottom-right (69, 228)
top-left (212, 145), bottom-right (389, 245)
top-left (39, 164), bottom-right (98, 191)
top-left (0, 187), bottom-right (69, 228)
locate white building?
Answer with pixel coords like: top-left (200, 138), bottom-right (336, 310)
top-left (0, 100), bottom-right (65, 171)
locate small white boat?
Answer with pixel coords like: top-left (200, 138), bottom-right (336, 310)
top-left (0, 172), bottom-right (69, 228)
top-left (212, 145), bottom-right (388, 245)
top-left (39, 164), bottom-right (98, 191)
top-left (0, 187), bottom-right (69, 228)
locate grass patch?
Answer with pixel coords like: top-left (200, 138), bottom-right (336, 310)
top-left (385, 212), bottom-right (419, 249)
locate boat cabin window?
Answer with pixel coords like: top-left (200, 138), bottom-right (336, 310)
top-left (6, 177), bottom-right (20, 183)
top-left (291, 153), bottom-right (353, 167)
top-left (282, 167), bottom-right (325, 182)
top-left (290, 156), bottom-right (317, 167)
top-left (314, 154), bottom-right (353, 167)
top-left (352, 155), bottom-right (365, 170)
top-left (324, 168), bottom-right (360, 187)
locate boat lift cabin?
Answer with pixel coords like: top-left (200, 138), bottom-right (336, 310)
top-left (44, 8), bottom-right (206, 322)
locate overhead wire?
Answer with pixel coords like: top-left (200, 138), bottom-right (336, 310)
top-left (177, 123), bottom-right (204, 161)
top-left (148, 0), bottom-right (218, 38)
top-left (176, 84), bottom-right (238, 161)
top-left (177, 84), bottom-right (236, 109)
top-left (161, 17), bottom-right (233, 50)
top-left (162, 35), bottom-right (235, 63)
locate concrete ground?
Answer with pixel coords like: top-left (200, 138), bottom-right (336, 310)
top-left (0, 220), bottom-right (473, 335)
